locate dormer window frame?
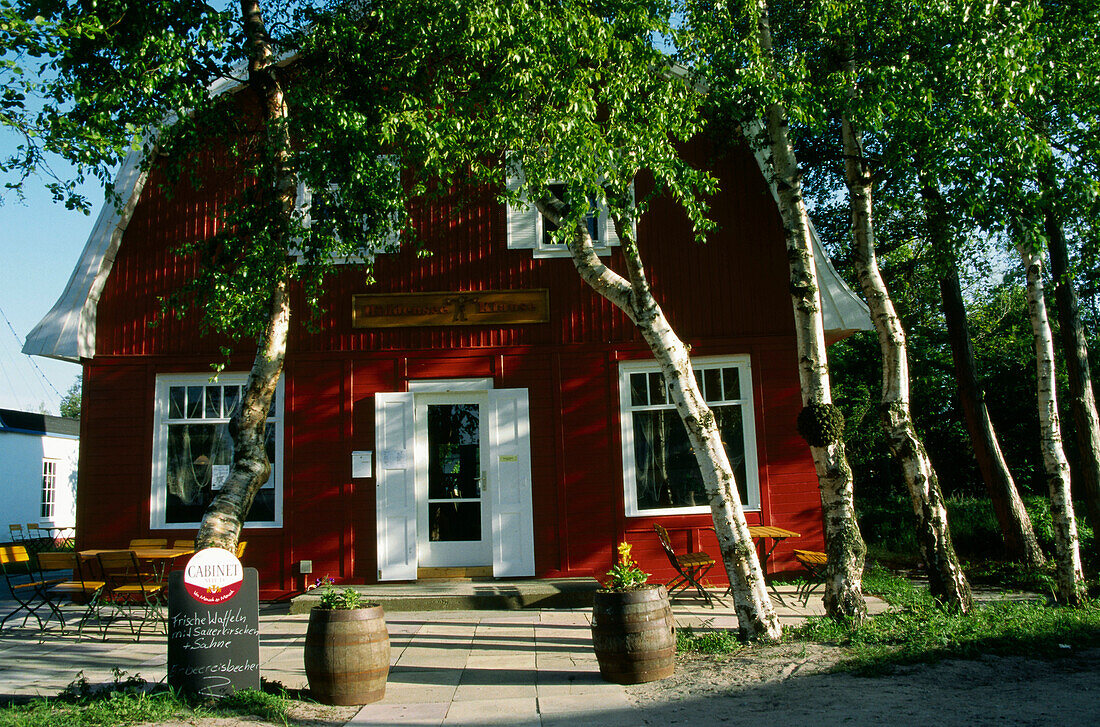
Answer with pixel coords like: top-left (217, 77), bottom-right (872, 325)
top-left (505, 165), bottom-right (633, 259)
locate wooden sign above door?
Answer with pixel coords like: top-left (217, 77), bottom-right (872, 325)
top-left (352, 290), bottom-right (550, 328)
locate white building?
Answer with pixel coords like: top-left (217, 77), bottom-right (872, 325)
top-left (0, 409), bottom-right (78, 535)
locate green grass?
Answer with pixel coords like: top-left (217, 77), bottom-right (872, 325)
top-left (0, 671), bottom-right (293, 727)
top-left (790, 568), bottom-right (1100, 674)
top-left (677, 567), bottom-right (1100, 676)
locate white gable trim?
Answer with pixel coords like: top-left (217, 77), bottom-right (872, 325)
top-left (22, 149), bottom-right (150, 362)
top-left (21, 69), bottom-right (253, 362)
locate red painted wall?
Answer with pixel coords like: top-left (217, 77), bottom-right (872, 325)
top-left (80, 135), bottom-right (825, 595)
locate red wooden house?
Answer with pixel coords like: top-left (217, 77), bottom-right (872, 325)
top-left (25, 132), bottom-right (870, 597)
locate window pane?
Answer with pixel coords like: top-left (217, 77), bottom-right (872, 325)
top-left (704, 368), bottom-right (722, 402)
top-left (224, 386), bottom-right (241, 418)
top-left (632, 404), bottom-right (748, 510)
top-left (205, 386), bottom-right (222, 418)
top-left (648, 372), bottom-right (666, 405)
top-left (426, 404), bottom-right (481, 500)
top-left (632, 410), bottom-right (706, 509)
top-left (186, 387), bottom-right (203, 419)
top-left (169, 387), bottom-right (186, 419)
top-left (630, 373), bottom-right (648, 407)
top-left (165, 421), bottom-right (272, 523)
top-left (714, 404), bottom-right (748, 503)
top-left (723, 367), bottom-right (741, 400)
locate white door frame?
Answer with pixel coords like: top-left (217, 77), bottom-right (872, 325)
top-left (375, 380), bottom-right (536, 580)
top-left (414, 390), bottom-right (492, 567)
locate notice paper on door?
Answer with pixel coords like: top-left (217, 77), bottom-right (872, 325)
top-left (381, 449), bottom-right (409, 469)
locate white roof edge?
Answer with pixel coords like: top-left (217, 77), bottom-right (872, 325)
top-left (21, 66), bottom-right (253, 363)
top-left (743, 121), bottom-right (873, 334)
top-left (22, 149), bottom-right (150, 361)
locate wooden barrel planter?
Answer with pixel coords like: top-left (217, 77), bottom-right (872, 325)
top-left (304, 605), bottom-right (390, 705)
top-left (591, 585), bottom-right (675, 684)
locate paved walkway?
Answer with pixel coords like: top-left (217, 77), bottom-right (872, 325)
top-left (0, 586), bottom-right (886, 726)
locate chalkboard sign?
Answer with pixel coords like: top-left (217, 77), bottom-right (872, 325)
top-left (168, 566), bottom-right (260, 697)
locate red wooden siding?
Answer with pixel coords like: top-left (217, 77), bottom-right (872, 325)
top-left (80, 131), bottom-right (825, 595)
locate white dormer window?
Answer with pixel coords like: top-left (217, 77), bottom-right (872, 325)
top-left (293, 158), bottom-right (402, 264)
top-left (506, 167), bottom-right (629, 259)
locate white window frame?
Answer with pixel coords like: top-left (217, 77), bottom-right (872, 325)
top-left (41, 459), bottom-right (57, 520)
top-left (150, 373), bottom-right (285, 529)
top-left (619, 355), bottom-right (760, 517)
top-left (292, 158), bottom-right (402, 265)
top-left (505, 164), bottom-right (631, 258)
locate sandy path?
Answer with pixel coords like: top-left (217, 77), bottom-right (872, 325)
top-left (625, 643), bottom-right (1100, 726)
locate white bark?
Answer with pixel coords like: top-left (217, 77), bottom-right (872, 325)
top-left (536, 196), bottom-right (781, 640)
top-left (752, 0), bottom-right (867, 623)
top-left (1019, 245), bottom-right (1085, 605)
top-left (197, 0), bottom-right (295, 552)
top-left (844, 119), bottom-right (972, 611)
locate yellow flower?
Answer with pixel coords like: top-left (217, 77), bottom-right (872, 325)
top-left (617, 541), bottom-right (633, 565)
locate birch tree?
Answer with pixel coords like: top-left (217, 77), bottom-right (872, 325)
top-left (1018, 243), bottom-right (1086, 604)
top-left (681, 0), bottom-right (870, 623)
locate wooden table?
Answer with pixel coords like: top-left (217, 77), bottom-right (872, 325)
top-left (747, 525), bottom-right (801, 575)
top-left (78, 548), bottom-right (194, 582)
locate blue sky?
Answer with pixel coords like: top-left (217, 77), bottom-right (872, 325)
top-left (0, 159), bottom-right (98, 414)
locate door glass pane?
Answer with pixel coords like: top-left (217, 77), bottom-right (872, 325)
top-left (428, 502), bottom-right (482, 542)
top-left (427, 404), bottom-right (481, 500)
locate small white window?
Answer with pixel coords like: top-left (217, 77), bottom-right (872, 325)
top-left (619, 356), bottom-right (760, 516)
top-left (505, 166), bottom-right (628, 258)
top-left (150, 374), bottom-right (284, 529)
top-left (41, 460), bottom-right (57, 519)
top-left (292, 158), bottom-right (402, 264)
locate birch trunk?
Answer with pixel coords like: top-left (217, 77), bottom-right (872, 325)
top-left (752, 0), bottom-right (866, 623)
top-left (196, 0), bottom-right (295, 552)
top-left (1019, 245), bottom-right (1085, 605)
top-left (1043, 172), bottom-right (1100, 559)
top-left (843, 120), bottom-right (971, 610)
top-left (940, 266), bottom-right (1045, 566)
top-left (920, 182), bottom-right (1043, 566)
top-left (535, 196), bottom-right (781, 640)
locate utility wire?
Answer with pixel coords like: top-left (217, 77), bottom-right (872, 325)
top-left (0, 302), bottom-right (62, 402)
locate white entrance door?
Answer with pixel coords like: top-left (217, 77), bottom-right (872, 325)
top-left (414, 393), bottom-right (492, 567)
top-left (375, 385), bottom-right (535, 580)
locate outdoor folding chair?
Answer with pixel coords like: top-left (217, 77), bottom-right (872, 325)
top-left (36, 552), bottom-right (106, 638)
top-left (128, 538), bottom-right (169, 579)
top-left (128, 538), bottom-right (168, 548)
top-left (96, 550), bottom-right (167, 640)
top-left (8, 524), bottom-right (24, 543)
top-left (24, 524), bottom-right (47, 555)
top-left (172, 539), bottom-right (195, 549)
top-left (793, 549), bottom-right (827, 605)
top-left (0, 545), bottom-right (64, 630)
top-left (653, 524), bottom-right (719, 606)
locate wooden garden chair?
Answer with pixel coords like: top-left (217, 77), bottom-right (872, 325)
top-left (96, 551), bottom-right (167, 640)
top-left (653, 524), bottom-right (719, 606)
top-left (36, 551), bottom-right (106, 638)
top-left (793, 549), bottom-right (827, 605)
top-left (0, 545), bottom-right (64, 630)
top-left (8, 524), bottom-right (24, 543)
top-left (128, 538), bottom-right (168, 548)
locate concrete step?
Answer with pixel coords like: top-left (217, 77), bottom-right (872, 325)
top-left (289, 577), bottom-right (600, 614)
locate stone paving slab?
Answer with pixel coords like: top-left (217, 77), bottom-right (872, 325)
top-left (0, 585), bottom-right (887, 725)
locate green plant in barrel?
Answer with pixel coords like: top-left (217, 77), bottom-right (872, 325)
top-left (591, 540), bottom-right (675, 684)
top-left (303, 577), bottom-right (389, 706)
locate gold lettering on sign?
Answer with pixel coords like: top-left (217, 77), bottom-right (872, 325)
top-left (352, 290), bottom-right (550, 328)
